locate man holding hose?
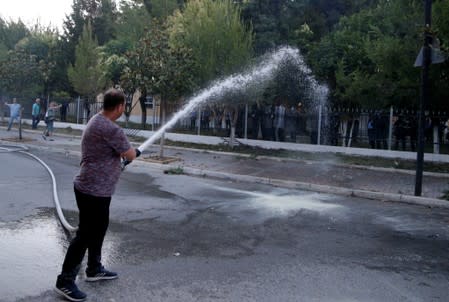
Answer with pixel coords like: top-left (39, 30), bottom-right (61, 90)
top-left (55, 88), bottom-right (140, 301)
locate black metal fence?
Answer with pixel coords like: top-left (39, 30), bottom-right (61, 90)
top-left (5, 98), bottom-right (449, 154)
top-left (170, 105), bottom-right (449, 154)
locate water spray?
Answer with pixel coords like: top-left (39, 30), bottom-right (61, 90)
top-left (136, 46), bottom-right (314, 154)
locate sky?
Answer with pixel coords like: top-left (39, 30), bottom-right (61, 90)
top-left (0, 0), bottom-right (73, 30)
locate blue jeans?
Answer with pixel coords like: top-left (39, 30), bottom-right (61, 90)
top-left (7, 115), bottom-right (19, 130)
top-left (32, 115), bottom-right (40, 129)
top-left (59, 187), bottom-right (111, 281)
top-left (46, 119), bottom-right (54, 132)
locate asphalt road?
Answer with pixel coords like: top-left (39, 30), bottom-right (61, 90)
top-left (0, 148), bottom-right (448, 302)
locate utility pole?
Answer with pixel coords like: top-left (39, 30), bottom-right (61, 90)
top-left (415, 0), bottom-right (432, 196)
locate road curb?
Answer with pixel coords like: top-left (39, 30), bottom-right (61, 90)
top-left (176, 165), bottom-right (449, 209)
top-left (6, 131), bottom-right (449, 209)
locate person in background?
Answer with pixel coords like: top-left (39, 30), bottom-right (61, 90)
top-left (261, 101), bottom-right (274, 140)
top-left (393, 115), bottom-right (407, 151)
top-left (32, 98), bottom-right (41, 129)
top-left (374, 112), bottom-right (388, 149)
top-left (444, 118), bottom-right (449, 144)
top-left (285, 104), bottom-right (299, 142)
top-left (424, 117), bottom-right (433, 142)
top-left (60, 102), bottom-right (68, 122)
top-left (408, 116), bottom-right (417, 152)
top-left (4, 98), bottom-right (21, 131)
top-left (367, 116), bottom-right (376, 149)
top-left (43, 102), bottom-right (61, 140)
top-left (54, 88), bottom-right (141, 302)
top-left (274, 99), bottom-right (286, 142)
top-left (190, 110), bottom-right (197, 130)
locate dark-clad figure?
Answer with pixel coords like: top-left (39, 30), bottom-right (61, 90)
top-left (367, 116), bottom-right (376, 149)
top-left (274, 100), bottom-right (286, 142)
top-left (285, 105), bottom-right (298, 142)
top-left (408, 116), bottom-right (417, 152)
top-left (60, 102), bottom-right (68, 122)
top-left (261, 102), bottom-right (274, 140)
top-left (55, 89), bottom-right (141, 302)
top-left (374, 113), bottom-right (388, 149)
top-left (394, 115), bottom-right (407, 151)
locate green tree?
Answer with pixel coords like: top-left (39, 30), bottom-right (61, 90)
top-left (431, 0), bottom-right (449, 110)
top-left (121, 20), bottom-right (197, 156)
top-left (68, 21), bottom-right (107, 102)
top-left (309, 0), bottom-right (424, 109)
top-left (62, 0), bottom-right (87, 65)
top-left (0, 50), bottom-right (42, 98)
top-left (0, 20), bottom-right (68, 100)
top-left (15, 27), bottom-right (62, 98)
top-left (62, 0), bottom-right (117, 67)
top-left (240, 0), bottom-right (376, 55)
top-left (114, 0), bottom-right (152, 51)
top-left (0, 18), bottom-right (29, 51)
top-left (167, 0), bottom-right (253, 145)
top-left (167, 0), bottom-right (253, 87)
top-left (92, 0), bottom-right (118, 45)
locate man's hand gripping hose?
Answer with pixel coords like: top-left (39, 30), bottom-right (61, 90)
top-left (121, 148), bottom-right (141, 170)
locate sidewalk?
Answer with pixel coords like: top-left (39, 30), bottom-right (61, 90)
top-left (1, 122), bottom-right (449, 209)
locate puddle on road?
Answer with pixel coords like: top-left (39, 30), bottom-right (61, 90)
top-left (0, 208), bottom-right (121, 301)
top-left (0, 209), bottom-right (64, 301)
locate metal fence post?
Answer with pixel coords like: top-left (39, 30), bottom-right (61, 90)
top-left (19, 108), bottom-right (23, 140)
top-left (197, 107), bottom-right (201, 136)
top-left (152, 100), bottom-right (156, 131)
top-left (317, 105), bottom-right (322, 145)
top-left (244, 103), bottom-right (248, 139)
top-left (388, 106), bottom-right (393, 150)
top-left (433, 126), bottom-right (439, 154)
top-left (76, 96), bottom-right (80, 124)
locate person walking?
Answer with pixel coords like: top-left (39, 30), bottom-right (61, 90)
top-left (31, 98), bottom-right (41, 129)
top-left (54, 89), bottom-right (141, 302)
top-left (42, 102), bottom-right (61, 140)
top-left (274, 100), bottom-right (286, 142)
top-left (4, 98), bottom-right (21, 131)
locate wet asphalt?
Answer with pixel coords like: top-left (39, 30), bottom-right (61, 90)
top-left (0, 128), bottom-right (449, 302)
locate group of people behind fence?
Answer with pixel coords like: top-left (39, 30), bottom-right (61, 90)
top-left (244, 99), bottom-right (303, 142)
top-left (189, 99), bottom-right (304, 142)
top-left (260, 100), bottom-right (303, 142)
top-left (367, 114), bottom-right (417, 151)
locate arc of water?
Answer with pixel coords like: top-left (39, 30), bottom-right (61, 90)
top-left (137, 46), bottom-right (326, 152)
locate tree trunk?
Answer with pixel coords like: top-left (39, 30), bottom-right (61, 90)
top-left (124, 93), bottom-right (133, 128)
top-left (230, 126), bottom-right (236, 146)
top-left (341, 119), bottom-right (348, 147)
top-left (229, 105), bottom-right (239, 148)
top-left (139, 93), bottom-right (147, 129)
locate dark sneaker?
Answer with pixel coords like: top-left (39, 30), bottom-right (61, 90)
top-left (85, 266), bottom-right (118, 282)
top-left (54, 279), bottom-right (87, 302)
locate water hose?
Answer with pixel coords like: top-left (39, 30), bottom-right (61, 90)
top-left (0, 144), bottom-right (77, 232)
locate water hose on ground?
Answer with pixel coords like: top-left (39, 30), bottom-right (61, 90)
top-left (0, 144), bottom-right (78, 232)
